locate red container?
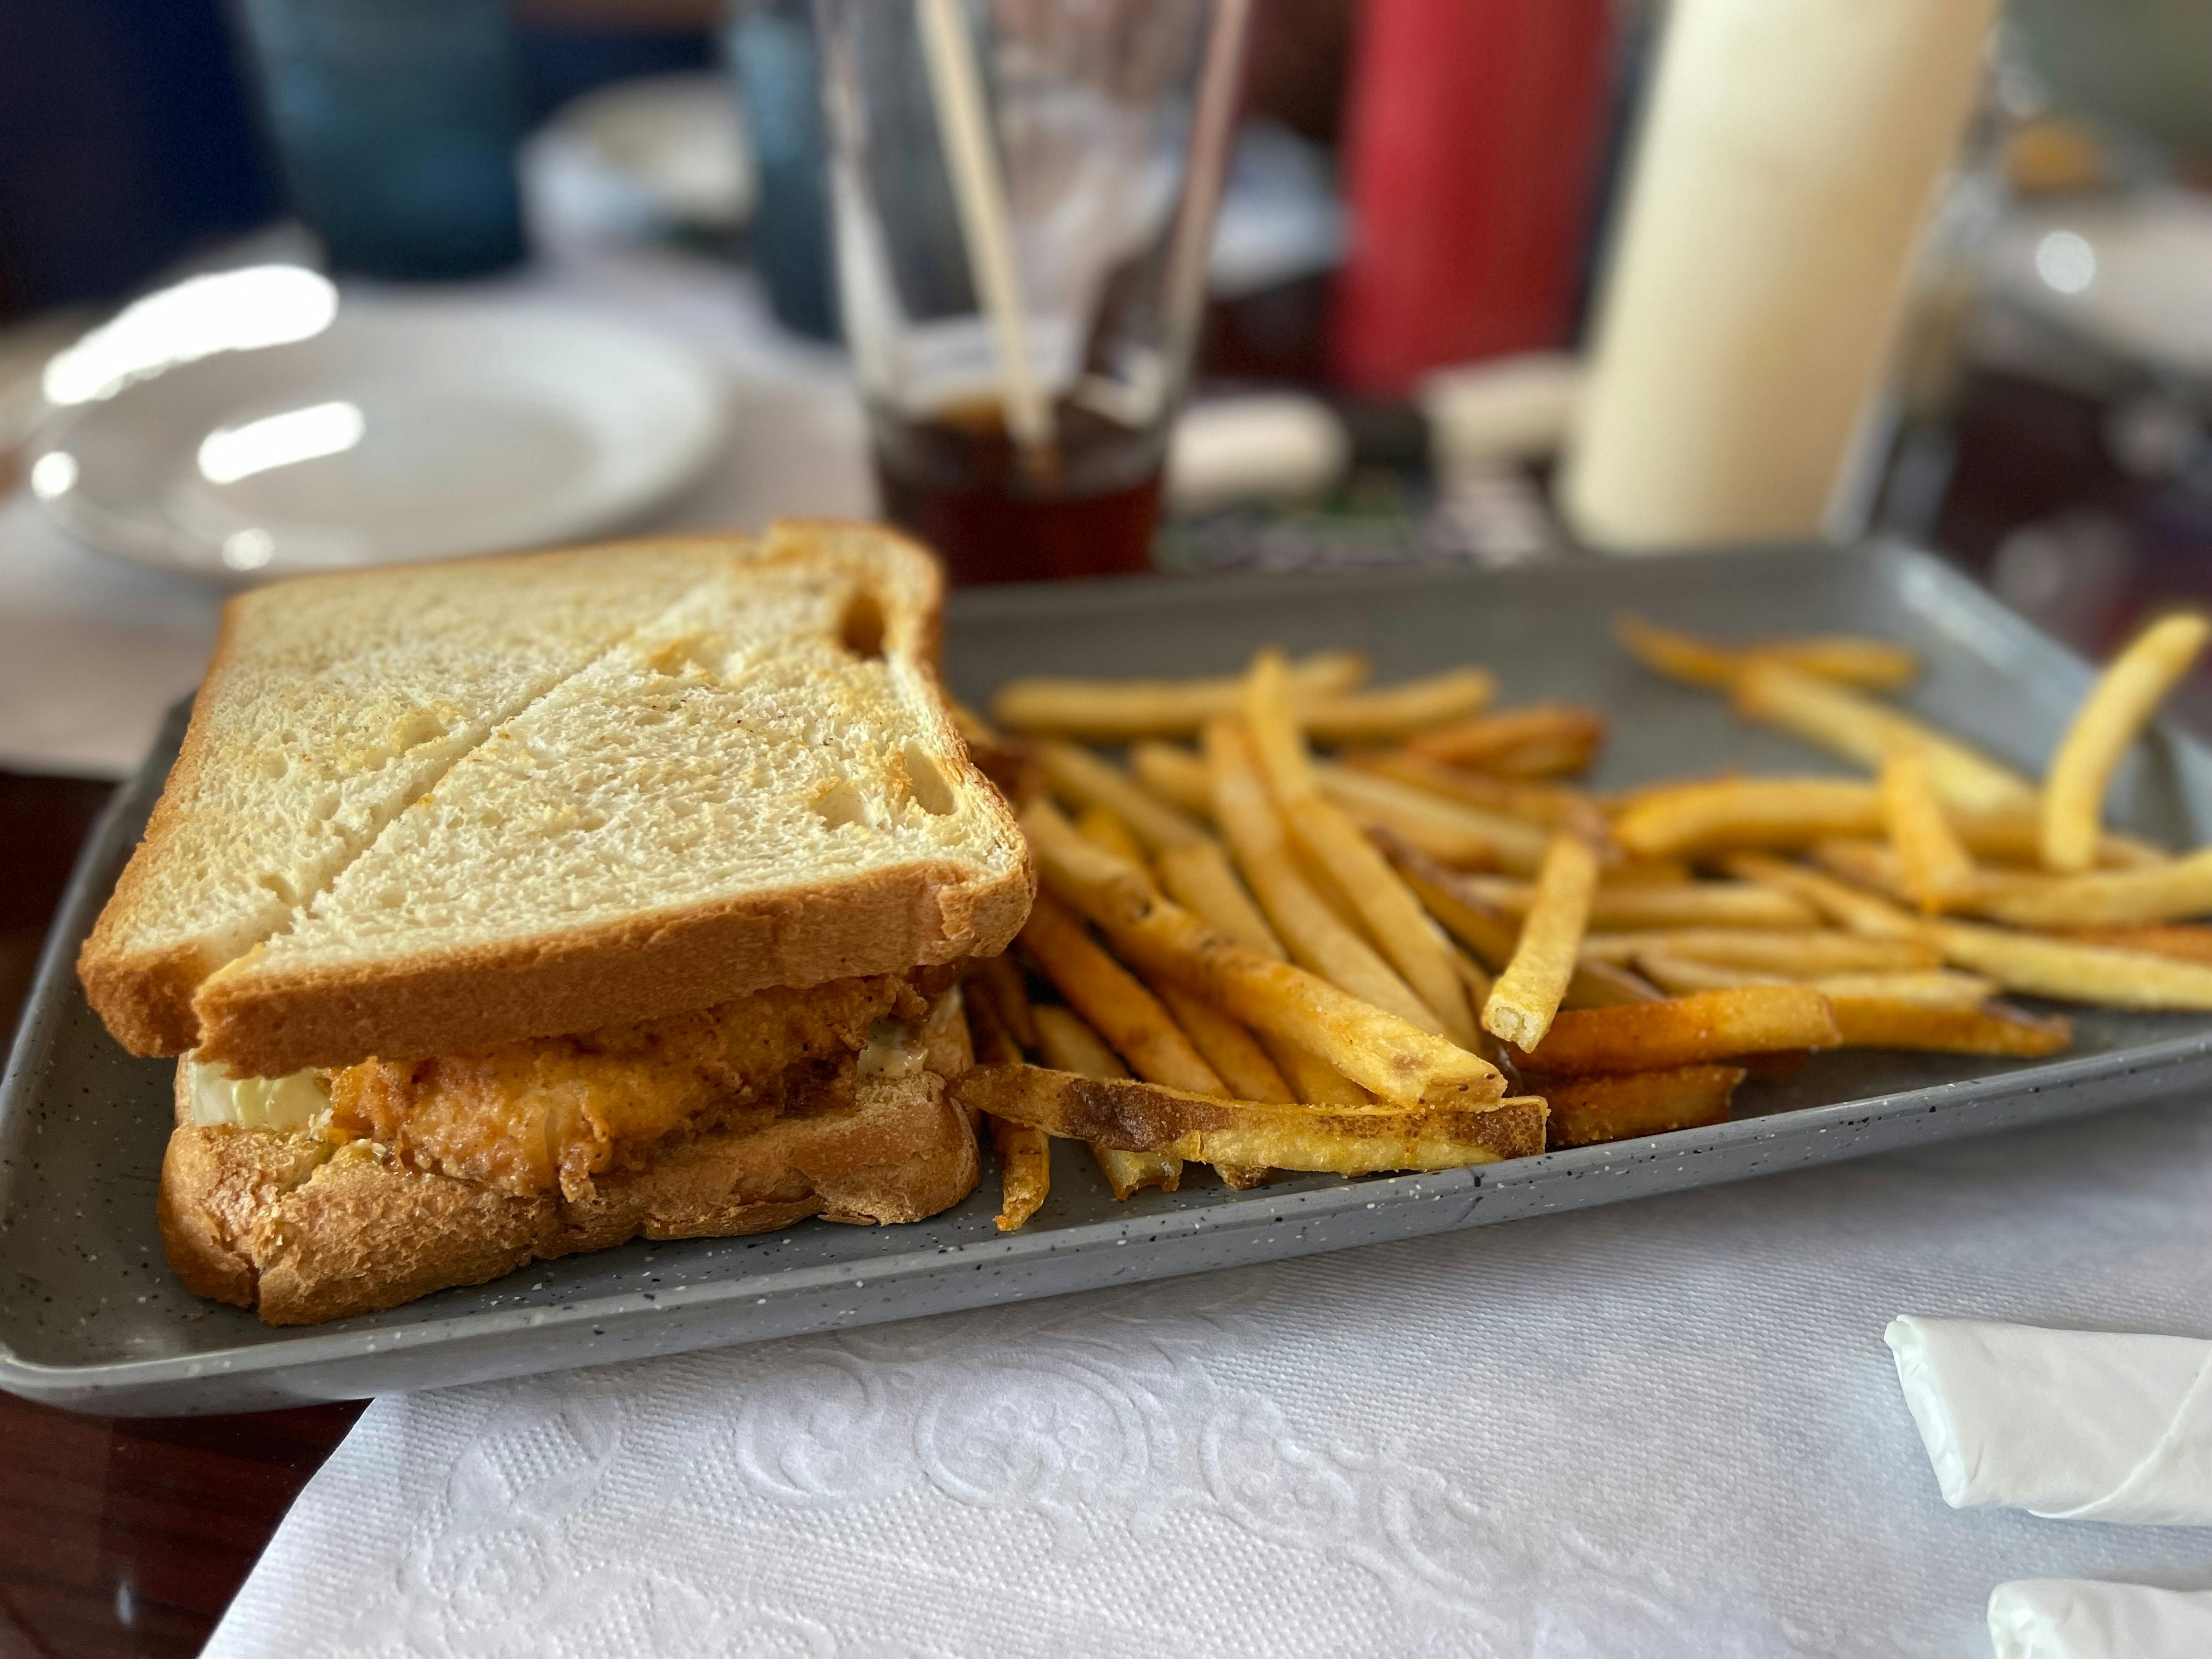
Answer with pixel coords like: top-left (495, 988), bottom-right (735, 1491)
top-left (1329, 0), bottom-right (1615, 396)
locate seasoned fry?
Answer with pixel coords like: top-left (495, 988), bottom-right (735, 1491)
top-left (1733, 658), bottom-right (2036, 813)
top-left (1247, 652), bottom-right (1481, 1048)
top-left (1539, 1064), bottom-right (1744, 1149)
top-left (1613, 777), bottom-right (1883, 858)
top-left (989, 1113), bottom-right (1052, 1231)
top-left (1561, 957), bottom-right (1666, 1009)
top-left (1039, 740), bottom-right (1211, 852)
top-left (1301, 667), bottom-right (1499, 744)
top-left (1827, 998), bottom-right (2072, 1056)
top-left (2042, 612), bottom-right (2212, 871)
top-left (1153, 983), bottom-right (1293, 1102)
top-left (1928, 919), bottom-right (2212, 1011)
top-left (971, 952), bottom-right (1040, 1052)
top-left (1402, 704), bottom-right (1607, 776)
top-left (952, 1064), bottom-right (1547, 1170)
top-left (1317, 763), bottom-right (1551, 872)
top-left (2058, 924), bottom-right (2212, 965)
top-left (1629, 950), bottom-right (1785, 994)
top-left (1881, 750), bottom-right (1978, 912)
top-left (1156, 840), bottom-right (1282, 956)
top-left (1128, 741), bottom-right (1216, 820)
top-left (1482, 827), bottom-right (1600, 1051)
top-left (1205, 717), bottom-right (1445, 1034)
top-left (991, 649), bottom-right (1369, 738)
top-left (1075, 804), bottom-right (1146, 865)
top-left (1719, 852), bottom-right (1925, 939)
top-left (1633, 950), bottom-right (1996, 1008)
top-left (1613, 614), bottom-right (1918, 691)
top-left (1266, 1037), bottom-right (1377, 1105)
top-left (1030, 1005), bottom-right (1182, 1198)
top-left (1582, 927), bottom-right (1939, 974)
top-left (1969, 850), bottom-right (2212, 928)
top-left (1460, 875), bottom-right (1818, 932)
top-left (1019, 894), bottom-right (1226, 1096)
top-left (1512, 986), bottom-right (1842, 1075)
top-left (1344, 749), bottom-right (1593, 827)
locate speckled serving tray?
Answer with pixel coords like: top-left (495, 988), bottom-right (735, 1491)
top-left (8, 540), bottom-right (2212, 1414)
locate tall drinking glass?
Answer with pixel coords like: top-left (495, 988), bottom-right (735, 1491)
top-left (815, 0), bottom-right (1251, 582)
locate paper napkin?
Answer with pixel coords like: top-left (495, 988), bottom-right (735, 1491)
top-left (1989, 1579), bottom-right (2212, 1658)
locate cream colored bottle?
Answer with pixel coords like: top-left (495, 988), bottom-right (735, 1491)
top-left (1560, 0), bottom-right (1996, 551)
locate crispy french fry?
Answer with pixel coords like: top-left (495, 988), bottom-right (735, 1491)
top-left (1020, 894), bottom-right (1226, 1096)
top-left (989, 1113), bottom-right (1052, 1231)
top-left (971, 952), bottom-right (1040, 1052)
top-left (1629, 950), bottom-right (1789, 995)
top-left (1030, 1005), bottom-right (1182, 1198)
top-left (990, 650), bottom-right (1369, 738)
top-left (1928, 919), bottom-right (2212, 1011)
top-left (1248, 652), bottom-right (1481, 1048)
top-left (1718, 852), bottom-right (1925, 939)
top-left (1153, 983), bottom-right (1293, 1102)
top-left (1317, 762), bottom-right (1551, 872)
top-left (1205, 717), bottom-right (1446, 1035)
top-left (1539, 1064), bottom-right (1744, 1148)
top-left (1024, 799), bottom-right (1506, 1108)
top-left (1483, 827), bottom-right (1600, 1051)
top-left (1881, 750), bottom-right (1979, 912)
top-left (1612, 777), bottom-right (1883, 859)
top-left (1156, 840), bottom-right (1282, 957)
top-left (952, 1064), bottom-right (1546, 1169)
top-left (2043, 613), bottom-right (2212, 871)
top-left (1265, 1037), bottom-right (1377, 1105)
top-left (1039, 740), bottom-right (1211, 853)
top-left (1301, 668), bottom-right (1499, 744)
top-left (2058, 924), bottom-right (2212, 965)
top-left (1582, 927), bottom-right (1940, 974)
top-left (1733, 658), bottom-right (2036, 813)
top-left (1968, 850), bottom-right (2212, 928)
top-left (1613, 614), bottom-right (1918, 691)
top-left (1402, 704), bottom-right (1607, 776)
top-left (1076, 803), bottom-right (1146, 865)
top-left (1129, 741), bottom-right (1216, 820)
top-left (1513, 986), bottom-right (1842, 1075)
top-left (1827, 998), bottom-right (2072, 1056)
top-left (964, 981), bottom-right (1025, 1066)
top-left (1459, 875), bottom-right (1818, 932)
top-left (1561, 957), bottom-right (1666, 1009)
top-left (1633, 950), bottom-right (1996, 1008)
top-left (1343, 749), bottom-right (1594, 827)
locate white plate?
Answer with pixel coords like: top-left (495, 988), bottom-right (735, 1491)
top-left (30, 296), bottom-right (728, 579)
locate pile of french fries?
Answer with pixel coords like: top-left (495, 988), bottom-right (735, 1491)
top-left (950, 605), bottom-right (2212, 1232)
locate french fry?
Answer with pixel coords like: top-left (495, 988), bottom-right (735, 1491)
top-left (1205, 717), bottom-right (1446, 1035)
top-left (1633, 950), bottom-right (1996, 1009)
top-left (1881, 750), bottom-right (1979, 912)
top-left (1343, 748), bottom-right (1594, 827)
top-left (1613, 614), bottom-right (1918, 691)
top-left (1039, 740), bottom-right (1211, 853)
top-left (952, 1064), bottom-right (1547, 1170)
top-left (1030, 1005), bottom-right (1182, 1198)
top-left (1300, 667), bottom-right (1499, 744)
top-left (1266, 1037), bottom-right (1378, 1106)
top-left (1316, 762), bottom-right (1551, 872)
top-left (989, 1113), bottom-right (1052, 1231)
top-left (1733, 658), bottom-right (2036, 814)
top-left (2058, 924), bottom-right (2212, 966)
top-left (2042, 612), bottom-right (2212, 871)
top-left (1927, 919), bottom-right (2212, 1011)
top-left (1247, 651), bottom-right (1482, 1048)
top-left (1612, 777), bottom-right (1883, 858)
top-left (1129, 741), bottom-right (1216, 820)
top-left (1539, 1064), bottom-right (1745, 1149)
top-left (1967, 849), bottom-right (2212, 928)
top-left (1156, 840), bottom-right (1282, 957)
top-left (1152, 983), bottom-right (1293, 1102)
top-left (1582, 927), bottom-right (1940, 975)
top-left (1019, 894), bottom-right (1226, 1096)
top-left (1402, 704), bottom-right (1607, 776)
top-left (1458, 875), bottom-right (1818, 932)
top-left (1629, 950), bottom-right (1788, 995)
top-left (990, 649), bottom-right (1369, 738)
top-left (1718, 852), bottom-right (1925, 939)
top-left (1512, 986), bottom-right (1842, 1075)
top-left (1826, 998), bottom-right (2072, 1056)
top-left (970, 952), bottom-right (1040, 1053)
top-left (1482, 827), bottom-right (1600, 1051)
top-left (1561, 957), bottom-right (1666, 1009)
top-left (1023, 797), bottom-right (1506, 1108)
top-left (1075, 804), bottom-right (1146, 865)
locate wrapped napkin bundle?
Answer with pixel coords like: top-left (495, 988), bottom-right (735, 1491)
top-left (1988, 1580), bottom-right (2212, 1659)
top-left (1886, 1316), bottom-right (2212, 1525)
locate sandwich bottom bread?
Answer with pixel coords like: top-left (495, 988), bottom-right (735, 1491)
top-left (162, 973), bottom-right (980, 1326)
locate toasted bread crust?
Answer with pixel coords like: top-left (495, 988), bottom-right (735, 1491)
top-left (163, 1025), bottom-right (980, 1325)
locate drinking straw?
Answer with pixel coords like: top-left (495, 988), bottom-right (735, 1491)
top-left (1160, 0), bottom-right (1251, 380)
top-left (915, 0), bottom-right (1057, 473)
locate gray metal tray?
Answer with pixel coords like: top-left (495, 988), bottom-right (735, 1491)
top-left (8, 540), bottom-right (2212, 1414)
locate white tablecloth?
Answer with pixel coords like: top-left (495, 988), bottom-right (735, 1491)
top-left (208, 1097), bottom-right (2212, 1659)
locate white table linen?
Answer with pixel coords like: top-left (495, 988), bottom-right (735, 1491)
top-left (1989, 1579), bottom-right (2212, 1658)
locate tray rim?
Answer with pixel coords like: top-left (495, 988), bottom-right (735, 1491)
top-left (6, 538), bottom-right (2208, 1408)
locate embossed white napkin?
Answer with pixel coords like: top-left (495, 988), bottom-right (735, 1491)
top-left (1988, 1579), bottom-right (2212, 1658)
top-left (205, 1099), bottom-right (2212, 1659)
top-left (1887, 1316), bottom-right (2212, 1525)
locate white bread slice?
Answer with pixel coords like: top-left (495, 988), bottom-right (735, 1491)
top-left (79, 541), bottom-right (737, 1054)
top-left (86, 521), bottom-right (1032, 1075)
